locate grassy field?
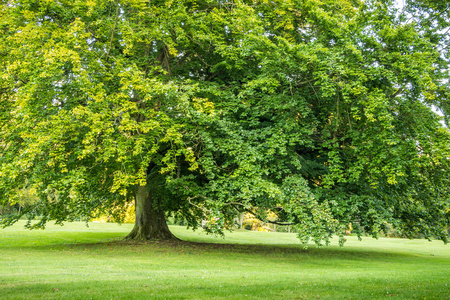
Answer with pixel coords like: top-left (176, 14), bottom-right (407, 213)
top-left (0, 221), bottom-right (449, 299)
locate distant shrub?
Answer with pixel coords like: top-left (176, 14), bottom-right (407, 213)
top-left (242, 213), bottom-right (274, 232)
top-left (91, 203), bottom-right (135, 224)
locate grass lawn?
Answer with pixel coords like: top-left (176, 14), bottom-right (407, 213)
top-left (0, 221), bottom-right (449, 299)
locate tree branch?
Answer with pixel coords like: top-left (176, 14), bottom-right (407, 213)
top-left (105, 1), bottom-right (120, 61)
top-left (391, 88), bottom-right (404, 98)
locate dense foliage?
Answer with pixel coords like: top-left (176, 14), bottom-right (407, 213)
top-left (1, 0), bottom-right (449, 244)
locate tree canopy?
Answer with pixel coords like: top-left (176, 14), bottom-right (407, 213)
top-left (1, 0), bottom-right (449, 245)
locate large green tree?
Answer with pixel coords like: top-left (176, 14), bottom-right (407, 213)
top-left (1, 0), bottom-right (449, 244)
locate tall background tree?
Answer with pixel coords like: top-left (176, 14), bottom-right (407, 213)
top-left (1, 0), bottom-right (449, 244)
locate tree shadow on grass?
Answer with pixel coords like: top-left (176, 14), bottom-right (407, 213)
top-left (1, 226), bottom-right (439, 263)
top-left (62, 237), bottom-right (423, 263)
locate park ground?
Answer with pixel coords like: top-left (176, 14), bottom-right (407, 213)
top-left (0, 221), bottom-right (449, 299)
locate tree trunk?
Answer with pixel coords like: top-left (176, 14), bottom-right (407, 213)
top-left (125, 184), bottom-right (178, 241)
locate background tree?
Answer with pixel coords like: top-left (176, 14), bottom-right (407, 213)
top-left (1, 0), bottom-right (449, 244)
